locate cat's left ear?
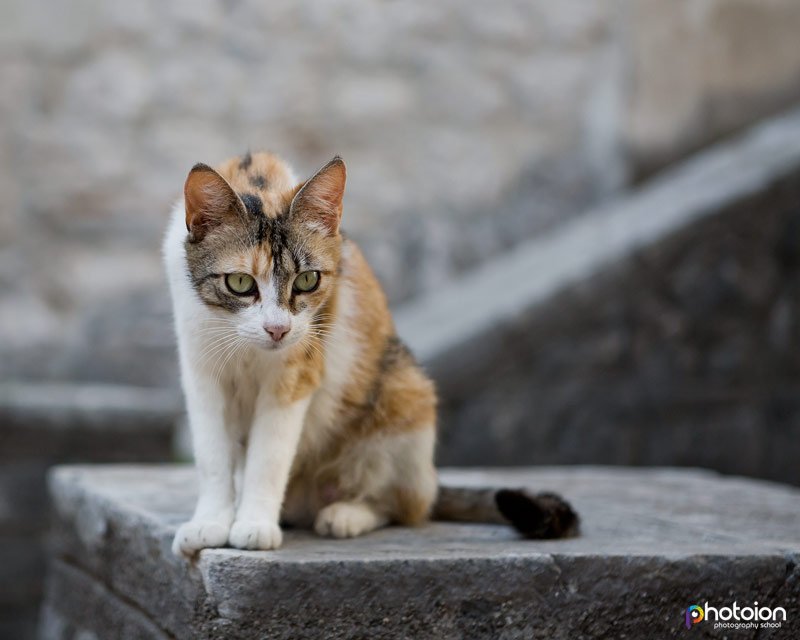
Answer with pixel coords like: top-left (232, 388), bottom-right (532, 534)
top-left (290, 156), bottom-right (346, 235)
top-left (184, 163), bottom-right (244, 242)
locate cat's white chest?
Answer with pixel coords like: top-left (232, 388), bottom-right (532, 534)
top-left (299, 286), bottom-right (361, 459)
top-left (222, 350), bottom-right (279, 436)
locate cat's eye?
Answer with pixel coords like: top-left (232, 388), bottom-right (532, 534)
top-left (293, 271), bottom-right (320, 293)
top-left (225, 273), bottom-right (256, 295)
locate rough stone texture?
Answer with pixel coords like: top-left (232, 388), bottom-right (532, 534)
top-left (42, 464), bottom-right (800, 639)
top-left (0, 384), bottom-right (180, 640)
top-left (3, 0), bottom-right (800, 384)
top-left (395, 107), bottom-right (800, 486)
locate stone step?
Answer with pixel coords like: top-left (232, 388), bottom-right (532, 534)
top-left (41, 465), bottom-right (800, 639)
top-left (392, 106), bottom-right (800, 484)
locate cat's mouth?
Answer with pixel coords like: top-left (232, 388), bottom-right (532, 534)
top-left (258, 336), bottom-right (300, 352)
top-left (261, 340), bottom-right (286, 351)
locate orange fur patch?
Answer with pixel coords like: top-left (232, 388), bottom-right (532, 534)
top-left (393, 487), bottom-right (435, 525)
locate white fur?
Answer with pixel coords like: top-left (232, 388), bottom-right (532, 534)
top-left (228, 394), bottom-right (311, 550)
top-left (315, 502), bottom-right (388, 538)
top-left (164, 202), bottom-right (362, 555)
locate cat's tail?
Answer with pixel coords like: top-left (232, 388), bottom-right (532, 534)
top-left (432, 486), bottom-right (579, 539)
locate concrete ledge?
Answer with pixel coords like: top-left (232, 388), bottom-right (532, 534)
top-left (42, 465), bottom-right (800, 639)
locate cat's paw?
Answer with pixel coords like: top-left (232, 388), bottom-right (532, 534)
top-left (314, 502), bottom-right (385, 538)
top-left (172, 520), bottom-right (231, 557)
top-left (228, 520), bottom-right (283, 550)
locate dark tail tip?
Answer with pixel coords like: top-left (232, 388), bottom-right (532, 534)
top-left (495, 489), bottom-right (580, 539)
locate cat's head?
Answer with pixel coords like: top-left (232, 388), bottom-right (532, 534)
top-left (182, 153), bottom-right (346, 353)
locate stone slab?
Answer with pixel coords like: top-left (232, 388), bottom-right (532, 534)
top-left (42, 464), bottom-right (800, 639)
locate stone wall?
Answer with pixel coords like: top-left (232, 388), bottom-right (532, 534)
top-left (2, 0), bottom-right (800, 384)
top-left (436, 179), bottom-right (800, 484)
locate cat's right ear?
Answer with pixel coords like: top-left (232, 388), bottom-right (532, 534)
top-left (289, 156), bottom-right (346, 235)
top-left (184, 163), bottom-right (242, 242)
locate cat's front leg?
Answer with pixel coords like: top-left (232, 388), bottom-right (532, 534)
top-left (228, 394), bottom-right (311, 551)
top-left (173, 373), bottom-right (236, 557)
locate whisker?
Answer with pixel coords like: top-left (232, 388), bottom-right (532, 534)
top-left (198, 334), bottom-right (241, 365)
top-left (212, 339), bottom-right (243, 386)
top-left (194, 327), bottom-right (238, 337)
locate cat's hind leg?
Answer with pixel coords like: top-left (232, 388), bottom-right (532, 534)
top-left (313, 427), bottom-right (438, 539)
top-left (314, 501), bottom-right (388, 538)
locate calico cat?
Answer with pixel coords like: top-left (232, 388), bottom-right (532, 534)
top-left (164, 152), bottom-right (577, 556)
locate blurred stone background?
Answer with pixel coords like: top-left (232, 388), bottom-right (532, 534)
top-left (2, 2), bottom-right (800, 637)
top-left (2, 0), bottom-right (800, 386)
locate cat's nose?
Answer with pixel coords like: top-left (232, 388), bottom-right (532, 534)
top-left (264, 323), bottom-right (290, 342)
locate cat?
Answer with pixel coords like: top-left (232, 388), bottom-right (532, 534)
top-left (164, 151), bottom-right (578, 556)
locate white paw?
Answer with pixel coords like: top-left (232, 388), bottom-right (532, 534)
top-left (314, 502), bottom-right (384, 539)
top-left (228, 520), bottom-right (283, 550)
top-left (172, 520), bottom-right (231, 557)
